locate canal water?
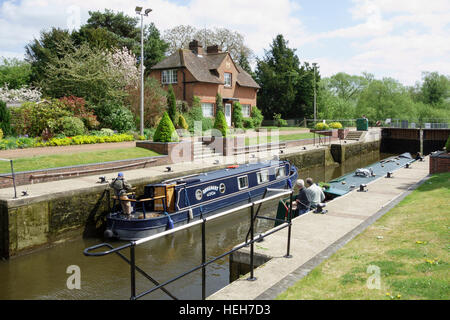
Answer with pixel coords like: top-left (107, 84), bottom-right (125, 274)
top-left (0, 151), bottom-right (389, 300)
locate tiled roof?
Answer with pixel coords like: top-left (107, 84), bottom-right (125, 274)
top-left (152, 49), bottom-right (260, 88)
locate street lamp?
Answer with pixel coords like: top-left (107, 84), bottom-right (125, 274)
top-left (135, 6), bottom-right (152, 136)
top-left (312, 62), bottom-right (317, 122)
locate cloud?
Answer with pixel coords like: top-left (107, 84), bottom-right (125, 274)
top-left (304, 0), bottom-right (450, 85)
top-left (0, 0), bottom-right (304, 59)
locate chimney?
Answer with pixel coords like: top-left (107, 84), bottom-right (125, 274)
top-left (206, 45), bottom-right (221, 54)
top-left (189, 40), bottom-right (204, 55)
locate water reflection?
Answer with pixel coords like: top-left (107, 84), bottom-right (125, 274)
top-left (0, 151), bottom-right (389, 300)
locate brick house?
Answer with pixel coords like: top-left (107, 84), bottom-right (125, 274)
top-left (150, 40), bottom-right (260, 126)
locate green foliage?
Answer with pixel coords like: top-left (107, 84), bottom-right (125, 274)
top-left (0, 100), bottom-right (12, 136)
top-left (445, 136), bottom-right (450, 152)
top-left (0, 128), bottom-right (3, 140)
top-left (232, 102), bottom-right (244, 128)
top-left (177, 114), bottom-right (189, 130)
top-left (102, 105), bottom-right (136, 133)
top-left (273, 113), bottom-right (288, 127)
top-left (215, 93), bottom-right (224, 113)
top-left (153, 111), bottom-right (179, 142)
top-left (10, 100), bottom-right (72, 137)
top-left (185, 96), bottom-right (204, 132)
top-left (420, 72), bottom-right (450, 106)
top-left (315, 122), bottom-right (330, 130)
top-left (0, 133), bottom-right (134, 150)
top-left (329, 122), bottom-right (343, 129)
top-left (53, 116), bottom-right (86, 136)
top-left (167, 84), bottom-right (177, 122)
top-left (202, 118), bottom-right (214, 132)
top-left (213, 109), bottom-right (228, 137)
top-left (256, 34), bottom-right (319, 119)
top-left (243, 118), bottom-right (254, 128)
top-left (0, 58), bottom-right (32, 89)
top-left (251, 106), bottom-right (264, 128)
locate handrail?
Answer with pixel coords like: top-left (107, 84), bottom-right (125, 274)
top-left (84, 187), bottom-right (294, 300)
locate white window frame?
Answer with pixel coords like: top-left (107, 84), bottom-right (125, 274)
top-left (257, 170), bottom-right (269, 184)
top-left (224, 72), bottom-right (232, 87)
top-left (162, 69), bottom-right (178, 84)
top-left (237, 175), bottom-right (249, 190)
top-left (275, 167), bottom-right (286, 179)
top-left (242, 104), bottom-right (251, 117)
top-left (201, 103), bottom-right (214, 118)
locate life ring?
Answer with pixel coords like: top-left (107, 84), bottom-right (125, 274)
top-left (227, 165), bottom-right (239, 169)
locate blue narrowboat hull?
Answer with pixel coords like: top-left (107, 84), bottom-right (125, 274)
top-left (105, 161), bottom-right (298, 240)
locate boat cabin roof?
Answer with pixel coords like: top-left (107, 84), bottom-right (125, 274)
top-left (156, 160), bottom-right (287, 187)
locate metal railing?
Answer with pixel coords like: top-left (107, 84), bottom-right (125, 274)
top-left (0, 158), bottom-right (17, 198)
top-left (384, 119), bottom-right (450, 129)
top-left (84, 188), bottom-right (293, 300)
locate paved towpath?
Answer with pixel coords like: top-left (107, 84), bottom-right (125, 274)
top-left (208, 156), bottom-right (429, 300)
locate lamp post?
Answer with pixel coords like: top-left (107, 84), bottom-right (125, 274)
top-left (135, 6), bottom-right (152, 136)
top-left (312, 62), bottom-right (317, 122)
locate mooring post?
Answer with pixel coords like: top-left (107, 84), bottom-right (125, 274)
top-left (247, 204), bottom-right (257, 281)
top-left (201, 218), bottom-right (206, 300)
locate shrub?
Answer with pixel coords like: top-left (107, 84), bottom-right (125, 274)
top-left (329, 122), bottom-right (343, 129)
top-left (9, 100), bottom-right (72, 137)
top-left (315, 122), bottom-right (330, 130)
top-left (0, 128), bottom-right (3, 140)
top-left (202, 118), bottom-right (214, 132)
top-left (445, 135), bottom-right (450, 152)
top-left (167, 84), bottom-right (177, 123)
top-left (58, 96), bottom-right (99, 130)
top-left (216, 93), bottom-right (224, 113)
top-left (58, 116), bottom-right (86, 136)
top-left (243, 118), bottom-right (254, 129)
top-left (251, 106), bottom-right (264, 128)
top-left (102, 106), bottom-right (136, 133)
top-left (177, 114), bottom-right (189, 130)
top-left (214, 109), bottom-right (228, 137)
top-left (185, 96), bottom-right (204, 132)
top-left (0, 100), bottom-right (12, 136)
top-left (273, 113), bottom-right (288, 127)
top-left (153, 111), bottom-right (179, 142)
top-left (232, 102), bottom-right (244, 128)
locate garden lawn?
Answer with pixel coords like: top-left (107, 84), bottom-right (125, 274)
top-left (0, 147), bottom-right (160, 173)
top-left (277, 172), bottom-right (450, 300)
top-left (246, 132), bottom-right (315, 146)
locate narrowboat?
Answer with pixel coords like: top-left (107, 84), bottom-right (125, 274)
top-left (104, 160), bottom-right (298, 240)
top-left (274, 152), bottom-right (416, 224)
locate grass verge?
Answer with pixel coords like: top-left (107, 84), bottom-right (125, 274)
top-left (246, 132), bottom-right (315, 146)
top-left (0, 147), bottom-right (161, 173)
top-left (276, 172), bottom-right (450, 300)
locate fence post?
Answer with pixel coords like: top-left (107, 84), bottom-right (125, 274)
top-left (201, 218), bottom-right (206, 300)
top-left (10, 160), bottom-right (17, 199)
top-left (247, 204), bottom-right (257, 281)
top-left (130, 242), bottom-right (136, 300)
top-left (285, 192), bottom-right (293, 258)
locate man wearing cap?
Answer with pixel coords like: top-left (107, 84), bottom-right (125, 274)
top-left (109, 172), bottom-right (133, 215)
top-left (295, 179), bottom-right (311, 215)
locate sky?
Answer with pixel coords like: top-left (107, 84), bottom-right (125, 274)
top-left (0, 0), bottom-right (449, 86)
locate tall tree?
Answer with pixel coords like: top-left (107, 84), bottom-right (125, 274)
top-left (420, 72), bottom-right (450, 106)
top-left (256, 34), bottom-right (318, 119)
top-left (143, 23), bottom-right (170, 72)
top-left (25, 28), bottom-right (75, 84)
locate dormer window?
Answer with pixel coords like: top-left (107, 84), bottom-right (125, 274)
top-left (224, 72), bottom-right (232, 87)
top-left (162, 69), bottom-right (178, 84)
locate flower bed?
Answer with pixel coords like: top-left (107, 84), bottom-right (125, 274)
top-left (0, 133), bottom-right (135, 150)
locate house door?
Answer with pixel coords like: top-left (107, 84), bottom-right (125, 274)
top-left (224, 103), bottom-right (232, 127)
